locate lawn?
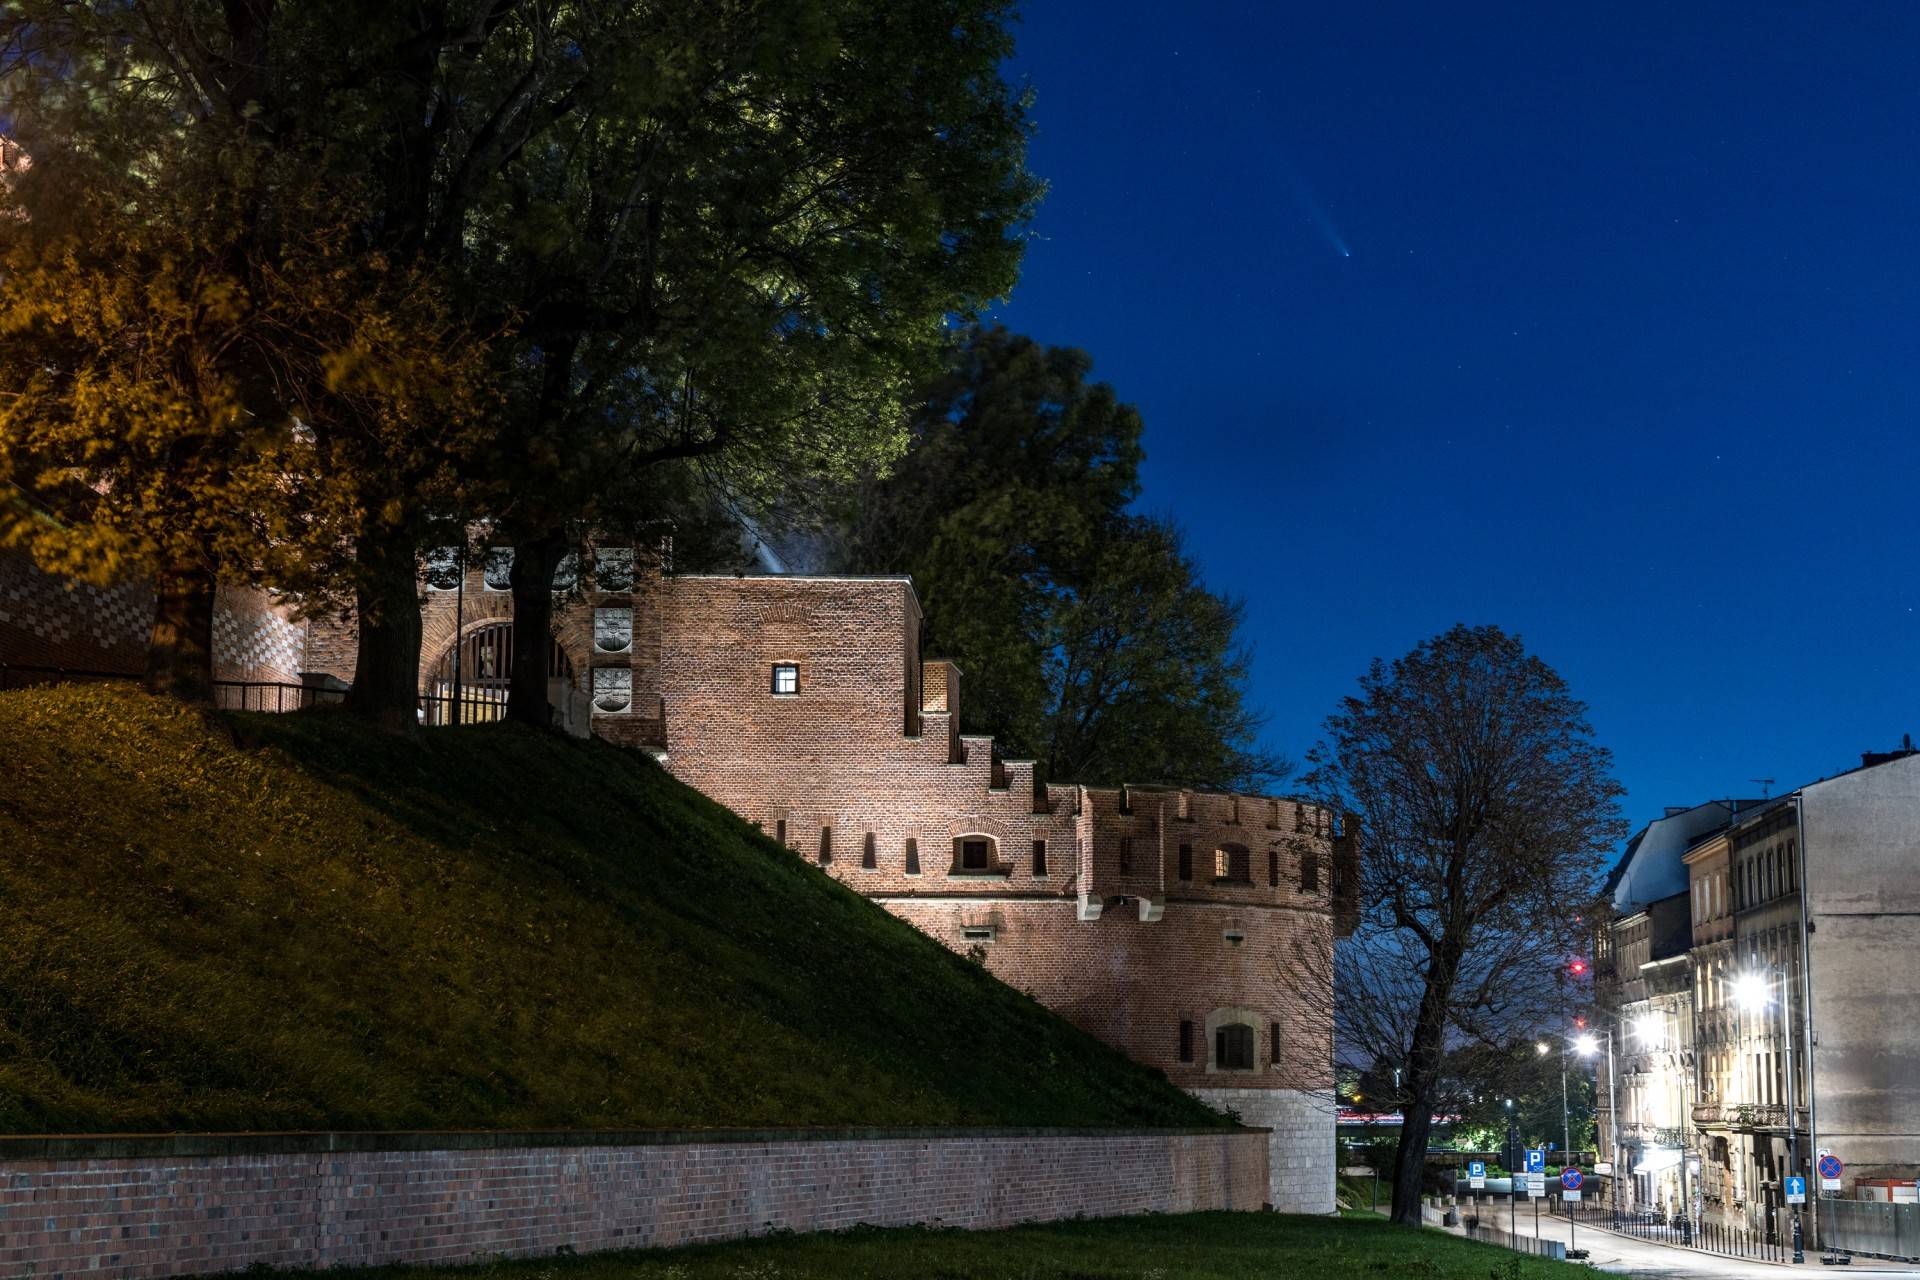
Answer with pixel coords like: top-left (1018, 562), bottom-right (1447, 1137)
top-left (0, 686), bottom-right (1222, 1133)
top-left (264, 1213), bottom-right (1588, 1280)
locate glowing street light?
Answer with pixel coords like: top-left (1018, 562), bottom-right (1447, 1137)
top-left (1733, 970), bottom-right (1770, 1010)
top-left (1574, 1033), bottom-right (1600, 1057)
top-left (1536, 1041), bottom-right (1551, 1056)
top-left (1633, 1012), bottom-right (1666, 1047)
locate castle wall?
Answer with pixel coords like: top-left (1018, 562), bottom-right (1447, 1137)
top-left (0, 549), bottom-right (306, 684)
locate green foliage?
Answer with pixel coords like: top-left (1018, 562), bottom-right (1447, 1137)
top-left (0, 685), bottom-right (1222, 1133)
top-left (258, 1212), bottom-right (1594, 1280)
top-left (836, 327), bottom-right (1285, 791)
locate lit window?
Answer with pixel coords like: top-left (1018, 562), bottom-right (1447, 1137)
top-left (1214, 843), bottom-right (1250, 882)
top-left (771, 663), bottom-right (799, 695)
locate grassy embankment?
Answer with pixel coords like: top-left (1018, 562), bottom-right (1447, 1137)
top-left (0, 686), bottom-right (1223, 1133)
top-left (266, 1213), bottom-right (1590, 1280)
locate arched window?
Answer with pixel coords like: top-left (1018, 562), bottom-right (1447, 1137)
top-left (1215, 1022), bottom-right (1255, 1070)
top-left (1214, 842), bottom-right (1250, 883)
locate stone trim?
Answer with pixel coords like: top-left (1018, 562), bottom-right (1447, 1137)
top-left (0, 1123), bottom-right (1261, 1161)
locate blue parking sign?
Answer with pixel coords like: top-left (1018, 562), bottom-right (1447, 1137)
top-left (1525, 1149), bottom-right (1545, 1173)
top-left (1469, 1161), bottom-right (1486, 1178)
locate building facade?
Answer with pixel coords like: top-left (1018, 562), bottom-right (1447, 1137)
top-left (0, 543), bottom-right (1356, 1214)
top-left (1595, 754), bottom-right (1920, 1246)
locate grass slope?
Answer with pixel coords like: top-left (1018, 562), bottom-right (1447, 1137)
top-left (0, 687), bottom-right (1223, 1133)
top-left (267, 1213), bottom-right (1589, 1280)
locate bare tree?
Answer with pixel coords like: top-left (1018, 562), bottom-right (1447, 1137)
top-left (1304, 624), bottom-right (1624, 1226)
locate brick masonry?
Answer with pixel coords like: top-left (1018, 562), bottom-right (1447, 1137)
top-left (0, 1128), bottom-right (1268, 1279)
top-left (3, 547), bottom-right (1356, 1220)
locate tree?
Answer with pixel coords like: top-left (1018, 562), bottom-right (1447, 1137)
top-left (1305, 624), bottom-right (1624, 1226)
top-left (0, 3), bottom-right (494, 711)
top-left (836, 326), bottom-right (1284, 791)
top-left (0, 70), bottom-right (487, 702)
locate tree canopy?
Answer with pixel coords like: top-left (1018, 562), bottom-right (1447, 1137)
top-left (835, 326), bottom-right (1285, 792)
top-left (1, 0), bottom-right (1039, 718)
top-left (1305, 624), bottom-right (1623, 1225)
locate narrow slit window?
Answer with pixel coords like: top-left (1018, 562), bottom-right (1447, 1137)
top-left (1300, 850), bottom-right (1320, 892)
top-left (1270, 1021), bottom-right (1281, 1065)
top-left (1178, 843), bottom-right (1193, 881)
top-left (818, 826), bottom-right (832, 865)
top-left (1119, 836), bottom-right (1133, 875)
top-left (905, 837), bottom-right (920, 875)
top-left (862, 832), bottom-right (877, 869)
top-left (1178, 1020), bottom-right (1194, 1063)
top-left (1031, 839), bottom-right (1047, 876)
top-left (1268, 849), bottom-right (1280, 887)
top-left (775, 819), bottom-right (786, 847)
top-left (961, 925), bottom-right (994, 943)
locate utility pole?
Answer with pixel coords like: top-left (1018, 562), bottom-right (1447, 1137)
top-left (450, 542), bottom-right (466, 727)
top-left (1781, 966), bottom-right (1805, 1264)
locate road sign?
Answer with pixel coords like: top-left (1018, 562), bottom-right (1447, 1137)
top-left (1525, 1148), bottom-right (1545, 1173)
top-left (1786, 1176), bottom-right (1808, 1205)
top-left (1595, 1160), bottom-right (1613, 1175)
top-left (1469, 1160), bottom-right (1486, 1189)
top-left (1527, 1172), bottom-right (1547, 1198)
top-left (1819, 1154), bottom-right (1844, 1190)
top-left (1562, 1168), bottom-right (1584, 1190)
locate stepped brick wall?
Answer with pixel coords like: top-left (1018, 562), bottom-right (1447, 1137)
top-left (0, 1127), bottom-right (1268, 1280)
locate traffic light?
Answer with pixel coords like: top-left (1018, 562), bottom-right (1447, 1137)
top-left (1568, 957), bottom-right (1589, 977)
top-left (1573, 1015), bottom-right (1588, 1031)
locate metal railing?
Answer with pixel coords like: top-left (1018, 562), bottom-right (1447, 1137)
top-left (4, 663), bottom-right (340, 715)
top-left (417, 688), bottom-right (511, 726)
top-left (212, 681), bottom-right (344, 713)
top-left (1561, 1201), bottom-right (1791, 1263)
top-left (1463, 1219), bottom-right (1568, 1260)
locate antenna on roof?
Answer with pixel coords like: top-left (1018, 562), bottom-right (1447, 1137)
top-left (1751, 778), bottom-right (1775, 800)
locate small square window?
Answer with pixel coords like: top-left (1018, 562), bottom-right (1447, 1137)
top-left (961, 838), bottom-right (992, 871)
top-left (771, 663), bottom-right (799, 695)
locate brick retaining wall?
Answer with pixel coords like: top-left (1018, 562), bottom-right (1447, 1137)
top-left (0, 1127), bottom-right (1268, 1279)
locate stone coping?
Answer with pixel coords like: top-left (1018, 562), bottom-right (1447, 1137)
top-left (0, 1124), bottom-right (1267, 1161)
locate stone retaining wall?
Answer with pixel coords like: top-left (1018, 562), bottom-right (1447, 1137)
top-left (0, 1126), bottom-right (1268, 1279)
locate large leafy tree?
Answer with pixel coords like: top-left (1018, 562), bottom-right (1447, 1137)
top-left (0, 43), bottom-right (486, 702)
top-left (3, 0), bottom-right (1038, 726)
top-left (1305, 624), bottom-right (1624, 1226)
top-left (837, 326), bottom-right (1283, 790)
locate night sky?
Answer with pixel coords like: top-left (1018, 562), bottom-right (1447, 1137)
top-left (990, 1), bottom-right (1920, 823)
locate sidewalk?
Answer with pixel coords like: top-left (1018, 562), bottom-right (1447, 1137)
top-left (1433, 1201), bottom-right (1920, 1278)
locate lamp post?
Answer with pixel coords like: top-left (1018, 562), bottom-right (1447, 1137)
top-left (1538, 1040), bottom-right (1572, 1159)
top-left (1576, 1030), bottom-right (1619, 1226)
top-left (1505, 1098), bottom-right (1518, 1241)
top-left (1736, 967), bottom-right (1803, 1264)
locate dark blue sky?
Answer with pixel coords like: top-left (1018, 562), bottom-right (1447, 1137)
top-left (989, 1), bottom-right (1920, 823)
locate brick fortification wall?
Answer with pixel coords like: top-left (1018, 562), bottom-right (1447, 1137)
top-left (652, 574), bottom-right (1351, 1214)
top-left (0, 550), bottom-right (307, 683)
top-left (0, 1128), bottom-right (1267, 1279)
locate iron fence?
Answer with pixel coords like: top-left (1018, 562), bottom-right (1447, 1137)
top-left (1560, 1201), bottom-right (1791, 1263)
top-left (417, 688), bottom-right (511, 726)
top-left (3, 664), bottom-right (342, 715)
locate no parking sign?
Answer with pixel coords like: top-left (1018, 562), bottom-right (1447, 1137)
top-left (1819, 1154), bottom-right (1844, 1191)
top-left (1561, 1167), bottom-right (1583, 1203)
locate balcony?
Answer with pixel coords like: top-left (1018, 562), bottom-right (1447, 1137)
top-left (1692, 1102), bottom-right (1724, 1127)
top-left (1726, 1103), bottom-right (1809, 1132)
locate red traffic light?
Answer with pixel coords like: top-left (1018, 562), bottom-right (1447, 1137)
top-left (1568, 958), bottom-right (1589, 977)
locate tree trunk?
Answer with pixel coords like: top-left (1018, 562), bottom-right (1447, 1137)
top-left (145, 559), bottom-right (218, 702)
top-left (346, 526), bottom-right (423, 732)
top-left (506, 529), bottom-right (567, 728)
top-left (1390, 1096), bottom-right (1437, 1226)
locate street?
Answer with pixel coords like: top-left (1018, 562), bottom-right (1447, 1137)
top-left (1435, 1203), bottom-right (1920, 1279)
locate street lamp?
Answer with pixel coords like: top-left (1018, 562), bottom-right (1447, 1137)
top-left (1575, 1030), bottom-right (1620, 1226)
top-left (1736, 966), bottom-right (1804, 1264)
